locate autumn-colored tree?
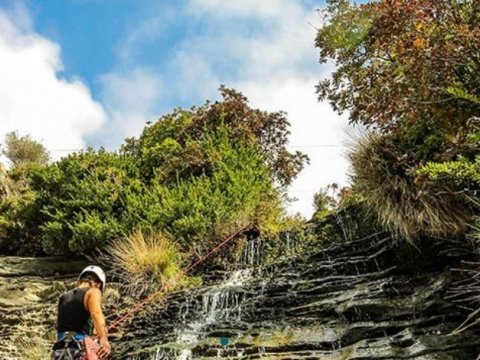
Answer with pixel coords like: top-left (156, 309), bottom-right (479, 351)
top-left (317, 0), bottom-right (480, 138)
top-left (317, 0), bottom-right (480, 238)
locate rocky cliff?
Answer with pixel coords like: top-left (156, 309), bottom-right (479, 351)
top-left (1, 223), bottom-right (479, 359)
top-left (114, 228), bottom-right (480, 359)
top-left (0, 257), bottom-right (86, 359)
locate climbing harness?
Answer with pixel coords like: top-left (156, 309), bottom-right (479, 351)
top-left (52, 334), bottom-right (100, 360)
top-left (108, 224), bottom-right (252, 332)
top-left (51, 332), bottom-right (100, 360)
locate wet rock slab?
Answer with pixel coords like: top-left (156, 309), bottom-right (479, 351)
top-left (0, 256), bottom-right (86, 359)
top-left (115, 234), bottom-right (480, 359)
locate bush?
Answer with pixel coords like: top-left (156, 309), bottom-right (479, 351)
top-left (123, 125), bottom-right (282, 253)
top-left (107, 230), bottom-right (184, 296)
top-left (1, 88), bottom-right (300, 257)
top-left (0, 163), bottom-right (45, 255)
top-left (31, 149), bottom-right (140, 255)
top-left (349, 133), bottom-right (473, 240)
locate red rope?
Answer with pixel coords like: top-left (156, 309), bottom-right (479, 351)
top-left (107, 224), bottom-right (251, 332)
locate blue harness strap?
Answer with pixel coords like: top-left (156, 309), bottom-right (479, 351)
top-left (57, 331), bottom-right (87, 342)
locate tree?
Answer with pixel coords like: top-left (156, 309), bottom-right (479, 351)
top-left (122, 86), bottom-right (308, 187)
top-left (312, 183), bottom-right (339, 220)
top-left (317, 0), bottom-right (480, 238)
top-left (317, 0), bottom-right (480, 136)
top-left (0, 88), bottom-right (299, 256)
top-left (2, 132), bottom-right (50, 166)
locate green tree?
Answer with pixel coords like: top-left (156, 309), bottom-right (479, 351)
top-left (123, 126), bottom-right (282, 254)
top-left (0, 88), bottom-right (299, 257)
top-left (2, 132), bottom-right (50, 166)
top-left (122, 86), bottom-right (308, 187)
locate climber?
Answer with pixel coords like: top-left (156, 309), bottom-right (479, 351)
top-left (51, 265), bottom-right (111, 360)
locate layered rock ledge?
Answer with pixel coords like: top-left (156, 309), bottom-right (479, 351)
top-left (115, 232), bottom-right (480, 359)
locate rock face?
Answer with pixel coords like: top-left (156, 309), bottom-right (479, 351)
top-left (0, 257), bottom-right (87, 359)
top-left (113, 231), bottom-right (480, 359)
top-left (1, 225), bottom-right (479, 359)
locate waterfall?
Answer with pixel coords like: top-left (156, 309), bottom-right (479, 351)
top-left (152, 268), bottom-right (253, 360)
top-left (240, 238), bottom-right (266, 267)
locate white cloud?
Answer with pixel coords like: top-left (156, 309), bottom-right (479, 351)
top-left (238, 77), bottom-right (351, 217)
top-left (97, 68), bottom-right (163, 148)
top-left (0, 6), bottom-right (106, 161)
top-left (183, 0), bottom-right (319, 81)
top-left (189, 0), bottom-right (297, 19)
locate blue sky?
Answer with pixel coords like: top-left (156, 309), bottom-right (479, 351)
top-left (0, 0), bottom-right (353, 216)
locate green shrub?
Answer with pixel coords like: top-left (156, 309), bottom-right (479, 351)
top-left (0, 163), bottom-right (46, 255)
top-left (123, 86), bottom-right (307, 187)
top-left (123, 126), bottom-right (281, 253)
top-left (31, 149), bottom-right (139, 255)
top-left (1, 88), bottom-right (302, 257)
top-left (417, 156), bottom-right (480, 190)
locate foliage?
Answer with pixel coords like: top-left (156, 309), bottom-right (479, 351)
top-left (417, 156), bottom-right (480, 190)
top-left (0, 163), bottom-right (12, 201)
top-left (0, 163), bottom-right (46, 255)
top-left (30, 149), bottom-right (140, 255)
top-left (0, 87), bottom-right (298, 264)
top-left (123, 125), bottom-right (281, 254)
top-left (122, 86), bottom-right (308, 187)
top-left (312, 183), bottom-right (340, 221)
top-left (107, 230), bottom-right (184, 296)
top-left (0, 94), bottom-right (290, 258)
top-left (317, 0), bottom-right (480, 239)
top-left (0, 132), bottom-right (51, 254)
top-left (317, 0), bottom-right (480, 133)
top-left (2, 131), bottom-right (49, 166)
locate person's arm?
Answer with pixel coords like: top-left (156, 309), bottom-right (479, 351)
top-left (86, 288), bottom-right (111, 358)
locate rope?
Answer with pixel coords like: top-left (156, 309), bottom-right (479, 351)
top-left (107, 224), bottom-right (252, 332)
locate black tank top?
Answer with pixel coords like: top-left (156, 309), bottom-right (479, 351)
top-left (57, 287), bottom-right (93, 335)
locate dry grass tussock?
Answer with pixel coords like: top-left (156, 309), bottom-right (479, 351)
top-left (107, 230), bottom-right (185, 297)
top-left (350, 133), bottom-right (470, 240)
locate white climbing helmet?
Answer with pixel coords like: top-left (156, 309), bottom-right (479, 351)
top-left (78, 265), bottom-right (106, 292)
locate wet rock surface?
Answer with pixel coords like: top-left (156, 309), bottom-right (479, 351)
top-left (114, 233), bottom-right (480, 360)
top-left (1, 229), bottom-right (479, 359)
top-left (0, 257), bottom-right (86, 359)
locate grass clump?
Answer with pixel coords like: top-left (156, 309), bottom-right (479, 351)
top-left (108, 230), bottom-right (184, 297)
top-left (349, 133), bottom-right (471, 240)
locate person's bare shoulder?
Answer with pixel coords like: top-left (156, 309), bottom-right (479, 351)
top-left (84, 287), bottom-right (102, 312)
top-left (86, 287), bottom-right (102, 296)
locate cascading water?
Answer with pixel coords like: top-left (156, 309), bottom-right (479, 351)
top-left (159, 268), bottom-right (253, 360)
top-left (240, 237), bottom-right (266, 267)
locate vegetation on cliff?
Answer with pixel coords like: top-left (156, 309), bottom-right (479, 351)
top-left (316, 0), bottom-right (479, 240)
top-left (0, 88), bottom-right (307, 264)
